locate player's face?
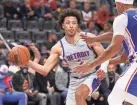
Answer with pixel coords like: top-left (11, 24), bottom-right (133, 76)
top-left (115, 2), bottom-right (123, 14)
top-left (62, 16), bottom-right (79, 36)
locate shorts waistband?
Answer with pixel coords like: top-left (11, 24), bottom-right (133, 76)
top-left (71, 71), bottom-right (96, 79)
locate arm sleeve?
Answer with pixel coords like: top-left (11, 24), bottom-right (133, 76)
top-left (113, 14), bottom-right (128, 37)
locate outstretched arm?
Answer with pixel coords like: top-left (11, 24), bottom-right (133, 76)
top-left (80, 32), bottom-right (113, 43)
top-left (89, 41), bottom-right (105, 57)
top-left (88, 35), bottom-right (124, 70)
top-left (73, 14), bottom-right (127, 73)
top-left (28, 43), bottom-right (61, 76)
top-left (73, 35), bottom-right (124, 73)
top-left (88, 41), bottom-right (108, 80)
top-left (109, 50), bottom-right (128, 65)
top-left (90, 41), bottom-right (109, 73)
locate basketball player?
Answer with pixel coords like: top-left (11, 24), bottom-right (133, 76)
top-left (73, 0), bottom-right (137, 105)
top-left (25, 9), bottom-right (107, 105)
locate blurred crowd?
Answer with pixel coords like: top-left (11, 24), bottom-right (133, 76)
top-left (0, 0), bottom-right (137, 105)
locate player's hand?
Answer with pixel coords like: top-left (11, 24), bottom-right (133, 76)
top-left (80, 33), bottom-right (97, 44)
top-left (72, 63), bottom-right (95, 74)
top-left (96, 69), bottom-right (105, 81)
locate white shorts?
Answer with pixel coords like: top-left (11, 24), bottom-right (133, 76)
top-left (66, 73), bottom-right (100, 105)
top-left (115, 62), bottom-right (137, 96)
top-left (108, 86), bottom-right (137, 105)
top-left (108, 62), bottom-right (137, 105)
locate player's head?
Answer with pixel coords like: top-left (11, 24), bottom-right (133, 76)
top-left (58, 8), bottom-right (82, 36)
top-left (115, 0), bottom-right (134, 13)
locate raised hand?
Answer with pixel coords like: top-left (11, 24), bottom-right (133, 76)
top-left (80, 32), bottom-right (97, 44)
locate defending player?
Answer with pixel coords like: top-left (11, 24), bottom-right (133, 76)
top-left (73, 0), bottom-right (137, 105)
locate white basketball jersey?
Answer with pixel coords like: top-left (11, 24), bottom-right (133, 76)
top-left (60, 36), bottom-right (96, 77)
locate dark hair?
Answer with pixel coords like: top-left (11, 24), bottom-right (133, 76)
top-left (58, 8), bottom-right (82, 29)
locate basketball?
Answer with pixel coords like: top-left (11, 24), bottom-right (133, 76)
top-left (8, 45), bottom-right (30, 66)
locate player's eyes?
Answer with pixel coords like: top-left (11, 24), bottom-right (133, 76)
top-left (65, 21), bottom-right (70, 24)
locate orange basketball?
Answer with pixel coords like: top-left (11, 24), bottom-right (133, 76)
top-left (8, 45), bottom-right (30, 66)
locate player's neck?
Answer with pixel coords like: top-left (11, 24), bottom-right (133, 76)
top-left (65, 32), bottom-right (80, 45)
top-left (121, 6), bottom-right (133, 13)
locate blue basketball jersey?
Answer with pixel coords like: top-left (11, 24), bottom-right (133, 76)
top-left (123, 9), bottom-right (137, 63)
top-left (122, 9), bottom-right (137, 96)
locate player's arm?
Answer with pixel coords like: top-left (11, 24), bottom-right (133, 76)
top-left (109, 50), bottom-right (128, 65)
top-left (87, 33), bottom-right (105, 57)
top-left (89, 40), bottom-right (110, 72)
top-left (89, 35), bottom-right (124, 68)
top-left (29, 43), bottom-right (41, 63)
top-left (89, 42), bottom-right (104, 57)
top-left (95, 32), bottom-right (113, 42)
top-left (28, 42), bottom-right (61, 76)
top-left (80, 32), bottom-right (113, 43)
top-left (88, 14), bottom-right (127, 68)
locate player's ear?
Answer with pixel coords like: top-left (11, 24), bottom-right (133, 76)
top-left (62, 24), bottom-right (65, 29)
